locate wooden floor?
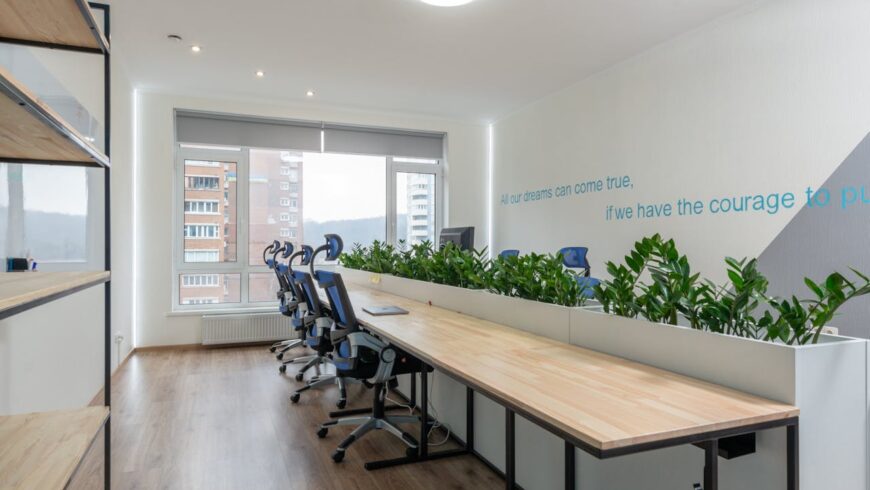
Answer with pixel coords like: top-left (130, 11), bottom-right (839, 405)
top-left (78, 346), bottom-right (502, 490)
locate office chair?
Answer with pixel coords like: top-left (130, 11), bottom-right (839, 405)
top-left (267, 241), bottom-right (304, 356)
top-left (558, 246), bottom-right (600, 298)
top-left (272, 243), bottom-right (315, 361)
top-left (288, 242), bottom-right (353, 409)
top-left (312, 234), bottom-right (426, 463)
top-left (499, 249), bottom-right (520, 259)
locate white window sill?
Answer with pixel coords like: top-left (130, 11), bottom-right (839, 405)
top-left (166, 306), bottom-right (278, 317)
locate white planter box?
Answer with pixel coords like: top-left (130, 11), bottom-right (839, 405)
top-left (336, 266), bottom-right (570, 342)
top-left (569, 308), bottom-right (869, 490)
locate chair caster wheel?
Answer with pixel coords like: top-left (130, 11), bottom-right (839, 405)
top-left (295, 373), bottom-right (304, 382)
top-left (317, 427), bottom-right (328, 439)
top-left (269, 346), bottom-right (277, 353)
top-left (276, 353), bottom-right (284, 361)
top-left (278, 365), bottom-right (286, 374)
top-left (406, 447), bottom-right (418, 459)
top-left (290, 393), bottom-right (300, 404)
top-left (336, 400), bottom-right (347, 409)
top-left (331, 450), bottom-right (345, 463)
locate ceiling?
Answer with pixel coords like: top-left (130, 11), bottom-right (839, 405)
top-left (112, 0), bottom-right (758, 122)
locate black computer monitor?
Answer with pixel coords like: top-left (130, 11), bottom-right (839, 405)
top-left (439, 227), bottom-right (475, 251)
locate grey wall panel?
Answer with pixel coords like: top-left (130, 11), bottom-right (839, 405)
top-left (758, 133), bottom-right (870, 338)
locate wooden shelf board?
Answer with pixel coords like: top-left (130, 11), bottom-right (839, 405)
top-left (0, 406), bottom-right (108, 490)
top-left (0, 0), bottom-right (108, 53)
top-left (0, 65), bottom-right (109, 168)
top-left (0, 271), bottom-right (110, 319)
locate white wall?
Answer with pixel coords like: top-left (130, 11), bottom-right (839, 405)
top-left (136, 91), bottom-right (488, 347)
top-left (487, 0), bottom-right (870, 488)
top-left (492, 0), bottom-right (870, 284)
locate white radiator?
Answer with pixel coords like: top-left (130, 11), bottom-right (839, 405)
top-left (201, 313), bottom-right (293, 345)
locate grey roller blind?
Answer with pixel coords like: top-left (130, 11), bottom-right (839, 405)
top-left (323, 124), bottom-right (444, 159)
top-left (176, 111), bottom-right (322, 152)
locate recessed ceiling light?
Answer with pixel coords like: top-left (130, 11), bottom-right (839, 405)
top-left (306, 90), bottom-right (315, 97)
top-left (256, 70), bottom-right (265, 78)
top-left (191, 45), bottom-right (201, 53)
top-left (420, 0), bottom-right (474, 6)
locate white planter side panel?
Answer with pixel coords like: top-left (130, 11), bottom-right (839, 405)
top-left (335, 267), bottom-right (383, 290)
top-left (795, 341), bottom-right (867, 490)
top-left (462, 292), bottom-right (571, 343)
top-left (570, 309), bottom-right (797, 402)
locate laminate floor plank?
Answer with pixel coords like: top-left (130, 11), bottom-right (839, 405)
top-left (79, 346), bottom-right (501, 490)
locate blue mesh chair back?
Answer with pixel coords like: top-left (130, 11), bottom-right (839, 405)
top-left (575, 276), bottom-right (600, 299)
top-left (559, 247), bottom-right (590, 272)
top-left (314, 270), bottom-right (358, 371)
top-left (499, 249), bottom-right (520, 259)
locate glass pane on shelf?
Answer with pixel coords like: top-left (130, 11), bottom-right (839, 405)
top-left (0, 163), bottom-right (90, 263)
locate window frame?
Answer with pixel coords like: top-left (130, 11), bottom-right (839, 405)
top-left (386, 156), bottom-right (443, 248)
top-left (173, 145), bottom-right (251, 312)
top-left (172, 146), bottom-right (444, 312)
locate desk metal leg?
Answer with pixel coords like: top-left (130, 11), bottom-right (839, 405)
top-left (467, 386), bottom-right (475, 452)
top-left (506, 408), bottom-right (516, 490)
top-left (787, 421), bottom-right (799, 490)
top-left (364, 366), bottom-right (470, 470)
top-left (703, 439), bottom-right (718, 490)
top-left (564, 441), bottom-right (575, 490)
top-left (420, 369), bottom-right (429, 458)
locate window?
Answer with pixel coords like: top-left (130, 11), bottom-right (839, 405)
top-left (393, 169), bottom-right (438, 246)
top-left (182, 274), bottom-right (220, 287)
top-left (177, 273), bottom-right (240, 305)
top-left (184, 224), bottom-right (219, 238)
top-left (182, 158), bottom-right (237, 263)
top-left (182, 297), bottom-right (219, 305)
top-left (185, 200), bottom-right (220, 214)
top-left (184, 250), bottom-right (219, 262)
top-left (186, 175), bottom-right (220, 190)
top-left (175, 138), bottom-right (440, 310)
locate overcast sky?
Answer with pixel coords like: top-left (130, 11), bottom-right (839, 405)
top-left (0, 164), bottom-right (89, 215)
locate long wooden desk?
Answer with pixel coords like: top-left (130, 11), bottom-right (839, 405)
top-left (320, 283), bottom-right (799, 490)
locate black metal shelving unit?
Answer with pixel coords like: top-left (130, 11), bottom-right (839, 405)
top-left (0, 1), bottom-right (112, 488)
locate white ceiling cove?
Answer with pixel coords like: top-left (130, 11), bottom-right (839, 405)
top-left (111, 0), bottom-right (758, 121)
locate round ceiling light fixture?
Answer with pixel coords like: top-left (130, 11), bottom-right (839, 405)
top-left (420, 0), bottom-right (474, 6)
top-left (190, 45), bottom-right (201, 53)
top-left (255, 70), bottom-right (265, 78)
top-left (306, 90), bottom-right (315, 97)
